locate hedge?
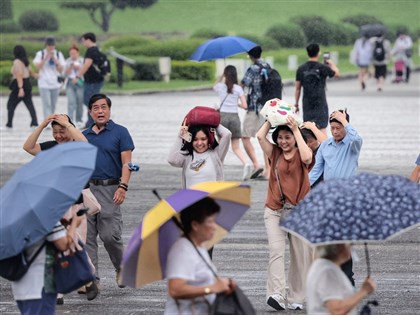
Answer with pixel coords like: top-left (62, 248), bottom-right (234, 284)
top-left (265, 24), bottom-right (306, 48)
top-left (19, 10), bottom-right (59, 32)
top-left (171, 61), bottom-right (213, 81)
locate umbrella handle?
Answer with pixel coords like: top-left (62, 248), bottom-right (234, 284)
top-left (152, 189), bottom-right (162, 200)
top-left (364, 243), bottom-right (371, 277)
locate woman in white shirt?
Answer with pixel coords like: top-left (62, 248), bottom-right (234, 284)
top-left (214, 65), bottom-right (251, 180)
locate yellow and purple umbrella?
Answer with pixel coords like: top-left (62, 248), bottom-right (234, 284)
top-left (120, 181), bottom-right (251, 288)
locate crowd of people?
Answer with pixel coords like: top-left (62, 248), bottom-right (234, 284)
top-left (2, 31), bottom-right (417, 315)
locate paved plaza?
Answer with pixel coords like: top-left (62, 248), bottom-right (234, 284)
top-left (0, 73), bottom-right (419, 314)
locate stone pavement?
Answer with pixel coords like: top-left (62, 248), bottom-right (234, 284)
top-left (0, 73), bottom-right (419, 314)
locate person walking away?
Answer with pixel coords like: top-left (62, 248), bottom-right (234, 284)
top-left (352, 36), bottom-right (373, 90)
top-left (33, 37), bottom-right (65, 120)
top-left (372, 35), bottom-right (391, 91)
top-left (76, 33), bottom-right (105, 129)
top-left (295, 43), bottom-right (340, 135)
top-left (256, 116), bottom-right (314, 311)
top-left (213, 65), bottom-right (251, 180)
top-left (306, 244), bottom-right (376, 315)
top-left (64, 45), bottom-right (84, 127)
top-left (391, 30), bottom-right (413, 83)
top-left (241, 46), bottom-right (270, 179)
top-left (82, 94), bottom-right (135, 298)
top-left (5, 45), bottom-right (39, 129)
top-left (309, 110), bottom-right (363, 286)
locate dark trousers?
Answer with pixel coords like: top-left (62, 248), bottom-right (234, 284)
top-left (7, 79), bottom-right (38, 127)
top-left (341, 258), bottom-right (355, 286)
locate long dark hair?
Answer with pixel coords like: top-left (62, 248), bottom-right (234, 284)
top-left (224, 65), bottom-right (238, 94)
top-left (181, 125), bottom-right (219, 157)
top-left (13, 45), bottom-right (29, 67)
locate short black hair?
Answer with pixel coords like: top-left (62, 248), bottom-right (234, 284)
top-left (81, 32), bottom-right (96, 43)
top-left (306, 43), bottom-right (320, 57)
top-left (51, 114), bottom-right (75, 128)
top-left (248, 46), bottom-right (262, 59)
top-left (329, 109), bottom-right (350, 125)
top-left (300, 127), bottom-right (317, 142)
top-left (88, 93), bottom-right (111, 109)
top-left (272, 125), bottom-right (293, 145)
top-left (180, 197), bottom-right (220, 236)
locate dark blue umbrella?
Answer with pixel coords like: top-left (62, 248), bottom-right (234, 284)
top-left (360, 24), bottom-right (388, 38)
top-left (190, 36), bottom-right (258, 62)
top-left (0, 142), bottom-right (97, 260)
top-left (280, 173), bottom-right (420, 275)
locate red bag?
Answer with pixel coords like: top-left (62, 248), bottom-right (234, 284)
top-left (185, 106), bottom-right (220, 127)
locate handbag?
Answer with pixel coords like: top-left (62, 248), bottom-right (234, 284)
top-left (82, 188), bottom-right (101, 215)
top-left (54, 242), bottom-right (95, 294)
top-left (259, 98), bottom-right (300, 127)
top-left (186, 238), bottom-right (256, 315)
top-left (185, 106), bottom-right (221, 127)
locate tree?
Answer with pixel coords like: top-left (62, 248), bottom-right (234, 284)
top-left (60, 0), bottom-right (158, 32)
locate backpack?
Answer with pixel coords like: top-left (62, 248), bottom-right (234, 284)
top-left (93, 50), bottom-right (111, 78)
top-left (0, 242), bottom-right (46, 281)
top-left (258, 64), bottom-right (283, 105)
top-left (373, 40), bottom-right (385, 62)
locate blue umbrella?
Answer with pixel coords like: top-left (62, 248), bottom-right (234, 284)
top-left (0, 142), bottom-right (97, 260)
top-left (190, 36), bottom-right (258, 62)
top-left (280, 172), bottom-right (420, 275)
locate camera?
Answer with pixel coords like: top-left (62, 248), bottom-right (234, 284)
top-left (323, 52), bottom-right (330, 64)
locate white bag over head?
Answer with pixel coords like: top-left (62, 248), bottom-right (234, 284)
top-left (259, 98), bottom-right (299, 127)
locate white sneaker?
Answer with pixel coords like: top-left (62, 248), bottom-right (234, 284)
top-left (288, 302), bottom-right (304, 310)
top-left (242, 163), bottom-right (252, 181)
top-left (267, 294), bottom-right (286, 311)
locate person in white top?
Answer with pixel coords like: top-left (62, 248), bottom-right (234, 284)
top-left (214, 65), bottom-right (251, 180)
top-left (306, 244), bottom-right (376, 315)
top-left (391, 30), bottom-right (413, 82)
top-left (352, 36), bottom-right (373, 90)
top-left (33, 37), bottom-right (65, 120)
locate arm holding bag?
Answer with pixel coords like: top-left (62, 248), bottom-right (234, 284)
top-left (185, 106), bottom-right (221, 127)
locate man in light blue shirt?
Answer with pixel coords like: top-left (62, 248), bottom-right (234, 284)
top-left (309, 109), bottom-right (362, 287)
top-left (309, 110), bottom-right (362, 185)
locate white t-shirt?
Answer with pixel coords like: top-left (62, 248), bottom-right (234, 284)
top-left (64, 57), bottom-right (84, 80)
top-left (12, 222), bottom-right (66, 300)
top-left (165, 237), bottom-right (216, 315)
top-left (185, 151), bottom-right (216, 188)
top-left (213, 82), bottom-right (244, 113)
top-left (33, 49), bottom-right (66, 89)
top-left (306, 258), bottom-right (357, 315)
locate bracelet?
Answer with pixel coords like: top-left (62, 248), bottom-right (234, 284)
top-left (118, 184), bottom-right (128, 191)
top-left (119, 182), bottom-right (128, 188)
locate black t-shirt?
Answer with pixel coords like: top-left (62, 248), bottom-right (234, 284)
top-left (84, 46), bottom-right (104, 83)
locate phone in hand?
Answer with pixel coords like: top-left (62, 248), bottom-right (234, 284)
top-left (180, 131), bottom-right (192, 142)
top-left (76, 208), bottom-right (88, 216)
top-left (323, 52), bottom-right (331, 64)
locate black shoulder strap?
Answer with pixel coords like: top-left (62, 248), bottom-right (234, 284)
top-left (186, 237), bottom-right (218, 279)
top-left (27, 241), bottom-right (47, 265)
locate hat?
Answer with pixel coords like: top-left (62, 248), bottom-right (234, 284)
top-left (45, 37), bottom-right (56, 46)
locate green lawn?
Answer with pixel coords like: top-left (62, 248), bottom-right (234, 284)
top-left (10, 0), bottom-right (420, 36)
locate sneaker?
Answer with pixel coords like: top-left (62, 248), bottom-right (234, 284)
top-left (242, 163), bottom-right (252, 181)
top-left (56, 297), bottom-right (64, 305)
top-left (86, 281), bottom-right (99, 301)
top-left (288, 302), bottom-right (304, 310)
top-left (267, 294), bottom-right (286, 311)
top-left (116, 269), bottom-right (126, 288)
top-left (250, 168), bottom-right (264, 179)
top-left (77, 286), bottom-right (86, 294)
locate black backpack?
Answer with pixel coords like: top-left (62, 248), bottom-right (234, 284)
top-left (258, 64), bottom-right (283, 105)
top-left (94, 50), bottom-right (111, 78)
top-left (373, 40), bottom-right (385, 62)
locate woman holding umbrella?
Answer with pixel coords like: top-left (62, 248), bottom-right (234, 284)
top-left (165, 197), bottom-right (232, 315)
top-left (306, 244), bottom-right (376, 315)
top-left (256, 116), bottom-right (314, 311)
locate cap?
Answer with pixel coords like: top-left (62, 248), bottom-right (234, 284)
top-left (45, 37), bottom-right (56, 46)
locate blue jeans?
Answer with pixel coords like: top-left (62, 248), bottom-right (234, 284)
top-left (16, 287), bottom-right (56, 315)
top-left (39, 88), bottom-right (60, 119)
top-left (83, 81), bottom-right (104, 127)
top-left (66, 80), bottom-right (84, 122)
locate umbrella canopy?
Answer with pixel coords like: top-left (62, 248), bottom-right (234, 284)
top-left (360, 24), bottom-right (388, 38)
top-left (281, 172), bottom-right (420, 245)
top-left (190, 36), bottom-right (258, 62)
top-left (0, 142), bottom-right (97, 260)
top-left (120, 181), bottom-right (251, 288)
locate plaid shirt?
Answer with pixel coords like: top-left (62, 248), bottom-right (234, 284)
top-left (241, 60), bottom-right (269, 113)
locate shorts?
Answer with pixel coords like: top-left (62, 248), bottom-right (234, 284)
top-left (220, 112), bottom-right (242, 139)
top-left (242, 111), bottom-right (265, 138)
top-left (374, 65), bottom-right (387, 79)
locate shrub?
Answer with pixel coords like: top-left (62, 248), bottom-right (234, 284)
top-left (292, 15), bottom-right (335, 46)
top-left (171, 61), bottom-right (213, 81)
top-left (0, 61), bottom-right (13, 87)
top-left (19, 10), bottom-right (59, 31)
top-left (0, 20), bottom-right (22, 33)
top-left (191, 28), bottom-right (227, 39)
top-left (0, 41), bottom-right (41, 61)
top-left (0, 0), bottom-right (13, 20)
top-left (108, 59), bottom-right (135, 83)
top-left (329, 23), bottom-right (359, 45)
top-left (265, 24), bottom-right (306, 48)
top-left (128, 56), bottom-right (161, 81)
top-left (341, 14), bottom-right (383, 28)
top-left (238, 34), bottom-right (280, 51)
top-left (102, 35), bottom-right (153, 51)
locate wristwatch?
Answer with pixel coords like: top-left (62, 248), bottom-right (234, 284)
top-left (204, 287), bottom-right (211, 295)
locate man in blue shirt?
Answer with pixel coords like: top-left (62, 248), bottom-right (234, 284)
top-left (82, 94), bottom-right (135, 300)
top-left (309, 109), bottom-right (362, 286)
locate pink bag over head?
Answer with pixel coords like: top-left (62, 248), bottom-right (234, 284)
top-left (185, 106), bottom-right (221, 127)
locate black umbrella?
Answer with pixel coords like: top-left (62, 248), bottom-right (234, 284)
top-left (360, 24), bottom-right (388, 38)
